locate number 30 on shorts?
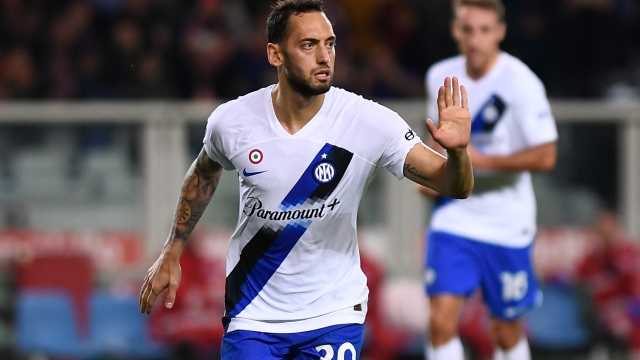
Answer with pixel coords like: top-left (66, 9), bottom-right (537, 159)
top-left (316, 342), bottom-right (357, 360)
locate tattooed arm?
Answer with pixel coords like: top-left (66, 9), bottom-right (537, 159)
top-left (168, 147), bottom-right (222, 246)
top-left (140, 146), bottom-right (223, 314)
top-left (403, 77), bottom-right (473, 199)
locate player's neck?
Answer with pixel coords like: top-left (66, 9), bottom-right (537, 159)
top-left (466, 51), bottom-right (501, 80)
top-left (271, 84), bottom-right (325, 135)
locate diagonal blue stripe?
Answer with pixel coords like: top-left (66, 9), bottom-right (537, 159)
top-left (228, 221), bottom-right (309, 317)
top-left (471, 94), bottom-right (507, 135)
top-left (471, 95), bottom-right (496, 134)
top-left (225, 143), bottom-right (354, 321)
top-left (280, 143), bottom-right (334, 209)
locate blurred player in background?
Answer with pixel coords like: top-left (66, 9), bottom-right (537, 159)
top-left (418, 0), bottom-right (558, 359)
top-left (139, 0), bottom-right (474, 359)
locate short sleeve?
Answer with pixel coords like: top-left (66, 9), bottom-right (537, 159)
top-left (514, 75), bottom-right (558, 147)
top-left (373, 107), bottom-right (422, 179)
top-left (202, 105), bottom-right (236, 171)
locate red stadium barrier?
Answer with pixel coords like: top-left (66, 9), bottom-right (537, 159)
top-left (0, 230), bottom-right (143, 271)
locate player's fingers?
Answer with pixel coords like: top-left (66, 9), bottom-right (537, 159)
top-left (461, 85), bottom-right (469, 110)
top-left (142, 276), bottom-right (156, 313)
top-left (436, 86), bottom-right (446, 113)
top-left (140, 281), bottom-right (151, 313)
top-left (452, 76), bottom-right (460, 106)
top-left (139, 273), bottom-right (148, 309)
top-left (140, 272), bottom-right (151, 297)
top-left (444, 77), bottom-right (452, 107)
top-left (165, 279), bottom-right (179, 309)
top-left (145, 281), bottom-right (164, 314)
top-left (139, 280), bottom-right (147, 310)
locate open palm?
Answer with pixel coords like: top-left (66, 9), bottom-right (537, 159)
top-left (426, 77), bottom-right (471, 150)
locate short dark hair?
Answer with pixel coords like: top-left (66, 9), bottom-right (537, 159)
top-left (453, 0), bottom-right (505, 21)
top-left (266, 0), bottom-right (325, 45)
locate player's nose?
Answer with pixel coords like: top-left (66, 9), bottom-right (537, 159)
top-left (316, 46), bottom-right (330, 64)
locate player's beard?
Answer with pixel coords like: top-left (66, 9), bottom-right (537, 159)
top-left (282, 52), bottom-right (332, 97)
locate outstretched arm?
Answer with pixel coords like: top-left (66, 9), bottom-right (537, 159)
top-left (404, 77), bottom-right (473, 199)
top-left (468, 141), bottom-right (557, 172)
top-left (140, 146), bottom-right (223, 314)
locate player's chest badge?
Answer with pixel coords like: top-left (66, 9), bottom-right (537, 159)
top-left (313, 153), bottom-right (336, 183)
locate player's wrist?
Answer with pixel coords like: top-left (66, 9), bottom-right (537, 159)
top-left (162, 240), bottom-right (184, 260)
top-left (445, 147), bottom-right (469, 160)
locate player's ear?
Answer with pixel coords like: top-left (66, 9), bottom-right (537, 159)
top-left (267, 43), bottom-right (284, 67)
top-left (450, 19), bottom-right (460, 42)
top-left (496, 22), bottom-right (506, 43)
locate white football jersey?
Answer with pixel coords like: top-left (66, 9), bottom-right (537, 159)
top-left (203, 85), bottom-right (421, 333)
top-left (426, 52), bottom-right (557, 247)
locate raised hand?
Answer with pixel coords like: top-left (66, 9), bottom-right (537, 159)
top-left (426, 77), bottom-right (471, 151)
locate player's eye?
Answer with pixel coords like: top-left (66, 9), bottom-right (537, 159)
top-left (302, 43), bottom-right (314, 49)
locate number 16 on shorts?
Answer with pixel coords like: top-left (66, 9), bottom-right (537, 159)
top-left (500, 270), bottom-right (528, 302)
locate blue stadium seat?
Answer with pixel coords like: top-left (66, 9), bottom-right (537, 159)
top-left (16, 291), bottom-right (95, 358)
top-left (89, 291), bottom-right (166, 359)
top-left (524, 284), bottom-right (592, 350)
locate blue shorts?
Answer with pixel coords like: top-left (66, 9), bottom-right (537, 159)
top-left (424, 231), bottom-right (542, 320)
top-left (221, 323), bottom-right (363, 360)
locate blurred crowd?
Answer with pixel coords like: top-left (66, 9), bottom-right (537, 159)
top-left (1, 0), bottom-right (640, 101)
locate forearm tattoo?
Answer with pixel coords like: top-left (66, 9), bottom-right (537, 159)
top-left (404, 163), bottom-right (430, 182)
top-left (168, 154), bottom-right (220, 245)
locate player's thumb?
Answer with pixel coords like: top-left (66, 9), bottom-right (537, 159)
top-left (425, 118), bottom-right (437, 136)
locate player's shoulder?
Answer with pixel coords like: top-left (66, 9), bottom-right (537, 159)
top-left (498, 53), bottom-right (553, 116)
top-left (215, 86), bottom-right (269, 115)
top-left (330, 86), bottom-right (394, 115)
top-left (329, 86), bottom-right (366, 105)
top-left (426, 55), bottom-right (465, 81)
top-left (207, 86), bottom-right (270, 126)
top-left (329, 87), bottom-right (404, 131)
top-left (500, 52), bottom-right (544, 87)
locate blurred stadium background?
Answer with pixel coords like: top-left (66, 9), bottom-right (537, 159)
top-left (1, 0), bottom-right (640, 359)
